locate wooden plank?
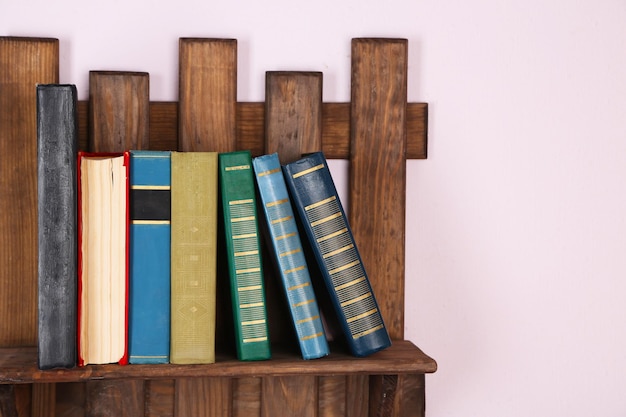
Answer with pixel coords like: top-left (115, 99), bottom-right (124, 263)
top-left (178, 38), bottom-right (237, 152)
top-left (85, 380), bottom-right (143, 417)
top-left (262, 376), bottom-right (316, 417)
top-left (144, 380), bottom-right (174, 417)
top-left (346, 375), bottom-right (369, 417)
top-left (395, 374), bottom-right (425, 417)
top-left (55, 383), bottom-right (85, 417)
top-left (0, 37), bottom-right (58, 348)
top-left (232, 378), bottom-right (261, 417)
top-left (76, 101), bottom-right (427, 159)
top-left (31, 383), bottom-right (55, 417)
top-left (0, 341), bottom-right (436, 384)
top-left (175, 378), bottom-right (231, 417)
top-left (88, 71), bottom-right (150, 151)
top-left (369, 375), bottom-right (397, 417)
top-left (349, 38), bottom-right (408, 340)
top-left (265, 72), bottom-right (323, 164)
top-left (318, 376), bottom-right (346, 417)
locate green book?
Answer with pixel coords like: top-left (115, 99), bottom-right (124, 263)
top-left (219, 150), bottom-right (271, 361)
top-left (170, 152), bottom-right (218, 364)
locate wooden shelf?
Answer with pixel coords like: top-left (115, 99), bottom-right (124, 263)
top-left (0, 341), bottom-right (436, 384)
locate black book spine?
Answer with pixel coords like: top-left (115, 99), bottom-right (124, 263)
top-left (37, 84), bottom-right (78, 369)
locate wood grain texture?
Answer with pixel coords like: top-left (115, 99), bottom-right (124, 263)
top-left (178, 38), bottom-right (237, 152)
top-left (265, 72), bottom-right (323, 164)
top-left (144, 380), bottom-right (174, 417)
top-left (262, 376), bottom-right (317, 417)
top-left (349, 38), bottom-right (408, 341)
top-left (85, 380), bottom-right (143, 417)
top-left (0, 37), bottom-right (58, 348)
top-left (55, 383), bottom-right (85, 417)
top-left (88, 71), bottom-right (149, 152)
top-left (31, 383), bottom-right (55, 417)
top-left (175, 378), bottom-right (232, 417)
top-left (346, 375), bottom-right (369, 417)
top-left (232, 378), bottom-right (261, 417)
top-left (76, 101), bottom-right (427, 158)
top-left (0, 341), bottom-right (436, 384)
top-left (318, 376), bottom-right (346, 417)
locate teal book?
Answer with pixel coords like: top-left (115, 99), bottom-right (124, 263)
top-left (129, 150), bottom-right (171, 364)
top-left (282, 152), bottom-right (392, 357)
top-left (219, 150), bottom-right (271, 361)
top-left (252, 153), bottom-right (329, 360)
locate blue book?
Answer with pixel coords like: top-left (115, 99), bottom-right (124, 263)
top-left (252, 153), bottom-right (329, 360)
top-left (129, 150), bottom-right (171, 364)
top-left (282, 152), bottom-right (392, 357)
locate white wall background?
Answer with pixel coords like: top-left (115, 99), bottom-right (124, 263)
top-left (4, 1), bottom-right (626, 415)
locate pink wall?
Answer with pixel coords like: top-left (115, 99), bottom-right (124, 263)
top-left (4, 1), bottom-right (626, 415)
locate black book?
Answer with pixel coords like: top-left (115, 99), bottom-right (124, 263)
top-left (37, 84), bottom-right (78, 369)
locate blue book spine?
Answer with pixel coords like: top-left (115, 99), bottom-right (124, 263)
top-left (282, 152), bottom-right (392, 357)
top-left (252, 153), bottom-right (329, 360)
top-left (129, 150), bottom-right (171, 364)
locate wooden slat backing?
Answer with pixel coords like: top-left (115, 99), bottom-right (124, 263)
top-left (265, 71), bottom-right (323, 164)
top-left (77, 101), bottom-right (427, 158)
top-left (0, 37), bottom-right (58, 348)
top-left (88, 71), bottom-right (150, 152)
top-left (349, 38), bottom-right (408, 341)
top-left (178, 38), bottom-right (237, 152)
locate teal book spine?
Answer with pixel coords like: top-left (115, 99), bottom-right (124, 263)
top-left (219, 150), bottom-right (271, 361)
top-left (252, 153), bottom-right (329, 360)
top-left (282, 152), bottom-right (392, 357)
top-left (129, 150), bottom-right (171, 364)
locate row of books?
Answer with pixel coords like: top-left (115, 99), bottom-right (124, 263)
top-left (37, 84), bottom-right (391, 370)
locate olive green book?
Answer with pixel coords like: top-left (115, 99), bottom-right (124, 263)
top-left (170, 152), bottom-right (218, 364)
top-left (219, 150), bottom-right (271, 361)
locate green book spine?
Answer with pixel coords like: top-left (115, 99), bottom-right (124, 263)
top-left (219, 150), bottom-right (271, 361)
top-left (170, 152), bottom-right (218, 364)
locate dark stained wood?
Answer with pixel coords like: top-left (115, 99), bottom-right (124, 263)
top-left (85, 380), bottom-right (143, 417)
top-left (175, 378), bottom-right (232, 417)
top-left (144, 380), bottom-right (174, 417)
top-left (0, 385), bottom-right (20, 417)
top-left (88, 71), bottom-right (150, 151)
top-left (0, 37), bottom-right (58, 348)
top-left (350, 38), bottom-right (408, 341)
top-left (30, 383), bottom-right (55, 417)
top-left (265, 72), bottom-right (323, 164)
top-left (178, 38), bottom-right (237, 152)
top-left (78, 102), bottom-right (427, 158)
top-left (346, 375), bottom-right (369, 417)
top-left (0, 341), bottom-right (436, 384)
top-left (55, 383), bottom-right (85, 417)
top-left (232, 378), bottom-right (261, 417)
top-left (318, 376), bottom-right (346, 417)
top-left (262, 376), bottom-right (316, 417)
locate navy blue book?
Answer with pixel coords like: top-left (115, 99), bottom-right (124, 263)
top-left (253, 153), bottom-right (329, 360)
top-left (129, 150), bottom-right (171, 364)
top-left (282, 152), bottom-right (391, 357)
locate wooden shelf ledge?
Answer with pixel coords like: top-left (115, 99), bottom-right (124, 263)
top-left (0, 340), bottom-right (436, 384)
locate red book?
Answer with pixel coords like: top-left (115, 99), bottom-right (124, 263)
top-left (77, 151), bottom-right (130, 366)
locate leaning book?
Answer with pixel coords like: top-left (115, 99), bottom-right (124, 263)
top-left (253, 153), bottom-right (329, 360)
top-left (282, 152), bottom-right (391, 357)
top-left (37, 84), bottom-right (78, 369)
top-left (77, 151), bottom-right (130, 366)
